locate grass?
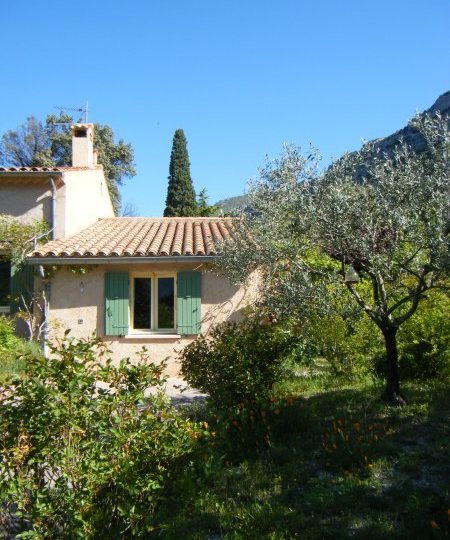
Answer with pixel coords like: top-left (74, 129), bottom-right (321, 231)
top-left (0, 349), bottom-right (26, 384)
top-left (164, 373), bottom-right (450, 539)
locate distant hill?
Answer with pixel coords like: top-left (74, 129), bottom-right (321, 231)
top-left (215, 90), bottom-right (450, 213)
top-left (215, 194), bottom-right (249, 215)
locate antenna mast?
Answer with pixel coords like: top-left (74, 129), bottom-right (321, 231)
top-left (54, 101), bottom-right (89, 123)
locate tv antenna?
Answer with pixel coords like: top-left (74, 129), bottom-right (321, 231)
top-left (54, 101), bottom-right (89, 123)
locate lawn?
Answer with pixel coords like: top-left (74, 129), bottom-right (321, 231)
top-left (165, 375), bottom-right (449, 539)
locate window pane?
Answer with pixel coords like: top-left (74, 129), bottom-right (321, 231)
top-left (0, 262), bottom-right (10, 306)
top-left (133, 278), bottom-right (151, 329)
top-left (158, 278), bottom-right (174, 329)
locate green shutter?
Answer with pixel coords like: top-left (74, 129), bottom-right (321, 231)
top-left (104, 272), bottom-right (129, 336)
top-left (177, 271), bottom-right (202, 335)
top-left (10, 263), bottom-right (34, 313)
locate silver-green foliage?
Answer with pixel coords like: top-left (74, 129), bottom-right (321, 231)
top-left (220, 113), bottom-right (449, 399)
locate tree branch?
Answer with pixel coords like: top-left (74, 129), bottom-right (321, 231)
top-left (345, 283), bottom-right (379, 324)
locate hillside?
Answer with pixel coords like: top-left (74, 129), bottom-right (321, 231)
top-left (216, 90), bottom-right (450, 213)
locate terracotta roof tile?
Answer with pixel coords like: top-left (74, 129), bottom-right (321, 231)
top-left (0, 166), bottom-right (103, 173)
top-left (31, 217), bottom-right (236, 259)
top-left (0, 166), bottom-right (64, 172)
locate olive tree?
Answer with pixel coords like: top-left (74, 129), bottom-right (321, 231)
top-left (220, 114), bottom-right (449, 404)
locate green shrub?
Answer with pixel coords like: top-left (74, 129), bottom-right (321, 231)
top-left (0, 333), bottom-right (202, 538)
top-left (373, 291), bottom-right (450, 381)
top-left (0, 314), bottom-right (22, 350)
top-left (303, 289), bottom-right (449, 382)
top-left (301, 310), bottom-right (382, 379)
top-left (0, 316), bottom-right (30, 382)
top-left (180, 315), bottom-right (299, 411)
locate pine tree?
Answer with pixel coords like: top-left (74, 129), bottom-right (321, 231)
top-left (164, 129), bottom-right (197, 217)
top-left (196, 188), bottom-right (219, 216)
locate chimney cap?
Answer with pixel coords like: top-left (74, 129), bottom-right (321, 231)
top-left (70, 123), bottom-right (94, 129)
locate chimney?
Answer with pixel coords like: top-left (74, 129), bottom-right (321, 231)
top-left (71, 123), bottom-right (95, 167)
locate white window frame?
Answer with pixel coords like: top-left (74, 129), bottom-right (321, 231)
top-left (129, 272), bottom-right (177, 334)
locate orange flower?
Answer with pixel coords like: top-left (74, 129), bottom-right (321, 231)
top-left (431, 520), bottom-right (439, 529)
top-left (203, 421), bottom-right (209, 430)
top-left (354, 422), bottom-right (361, 432)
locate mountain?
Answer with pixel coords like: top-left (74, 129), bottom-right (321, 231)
top-left (366, 90), bottom-right (450, 156)
top-left (215, 90), bottom-right (450, 213)
top-left (215, 194), bottom-right (249, 215)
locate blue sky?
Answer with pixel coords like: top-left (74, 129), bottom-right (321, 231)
top-left (1, 0), bottom-right (449, 215)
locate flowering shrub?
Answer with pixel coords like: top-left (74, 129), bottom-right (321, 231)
top-left (180, 315), bottom-right (298, 411)
top-left (0, 333), bottom-right (203, 538)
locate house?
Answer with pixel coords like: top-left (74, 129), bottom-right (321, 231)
top-left (0, 124), bottom-right (254, 374)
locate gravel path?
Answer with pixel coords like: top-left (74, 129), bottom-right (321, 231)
top-left (162, 377), bottom-right (206, 406)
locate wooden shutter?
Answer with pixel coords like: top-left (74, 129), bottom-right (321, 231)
top-left (10, 263), bottom-right (34, 313)
top-left (177, 271), bottom-right (202, 335)
top-left (104, 272), bottom-right (129, 336)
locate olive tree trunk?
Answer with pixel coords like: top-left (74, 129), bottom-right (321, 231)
top-left (381, 327), bottom-right (406, 405)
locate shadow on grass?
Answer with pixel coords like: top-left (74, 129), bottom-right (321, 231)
top-left (165, 383), bottom-right (449, 539)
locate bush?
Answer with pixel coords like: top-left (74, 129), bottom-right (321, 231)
top-left (303, 289), bottom-right (449, 382)
top-left (180, 315), bottom-right (299, 411)
top-left (0, 333), bottom-right (202, 538)
top-left (0, 314), bottom-right (22, 350)
top-left (374, 291), bottom-right (450, 381)
top-left (0, 315), bottom-right (31, 382)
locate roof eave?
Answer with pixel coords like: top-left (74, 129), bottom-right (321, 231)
top-left (0, 170), bottom-right (65, 185)
top-left (27, 255), bottom-right (220, 265)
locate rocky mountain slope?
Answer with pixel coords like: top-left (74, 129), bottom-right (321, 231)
top-left (215, 90), bottom-right (449, 213)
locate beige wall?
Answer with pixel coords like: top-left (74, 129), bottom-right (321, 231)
top-left (47, 263), bottom-right (256, 376)
top-left (61, 168), bottom-right (114, 238)
top-left (0, 167), bottom-right (114, 240)
top-left (0, 184), bottom-right (52, 224)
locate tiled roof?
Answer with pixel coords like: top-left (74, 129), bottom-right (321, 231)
top-left (0, 166), bottom-right (102, 173)
top-left (31, 217), bottom-right (236, 259)
top-left (0, 166), bottom-right (65, 172)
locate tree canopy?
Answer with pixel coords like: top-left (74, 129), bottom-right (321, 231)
top-left (220, 113), bottom-right (449, 404)
top-left (0, 114), bottom-right (136, 214)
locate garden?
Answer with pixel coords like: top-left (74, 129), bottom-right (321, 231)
top-left (0, 113), bottom-right (448, 538)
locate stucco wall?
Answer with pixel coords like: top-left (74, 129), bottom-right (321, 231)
top-left (0, 168), bottom-right (114, 239)
top-left (62, 168), bottom-right (114, 237)
top-left (47, 263), bottom-right (256, 375)
top-left (0, 184), bottom-right (52, 224)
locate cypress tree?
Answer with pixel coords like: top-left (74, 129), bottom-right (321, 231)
top-left (164, 129), bottom-right (197, 216)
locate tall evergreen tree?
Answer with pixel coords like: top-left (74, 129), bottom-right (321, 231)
top-left (164, 129), bottom-right (197, 216)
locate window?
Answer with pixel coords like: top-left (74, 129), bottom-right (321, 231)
top-left (0, 261), bottom-right (11, 313)
top-left (131, 274), bottom-right (176, 333)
